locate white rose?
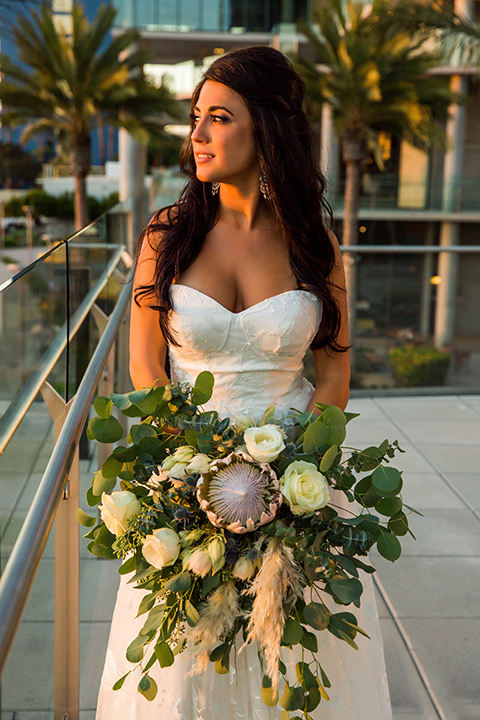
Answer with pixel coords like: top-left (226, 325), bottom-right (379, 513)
top-left (187, 548), bottom-right (213, 577)
top-left (186, 453), bottom-right (211, 474)
top-left (142, 528), bottom-right (181, 570)
top-left (232, 556), bottom-right (257, 580)
top-left (99, 490), bottom-right (141, 536)
top-left (244, 424), bottom-right (286, 463)
top-left (280, 460), bottom-right (330, 516)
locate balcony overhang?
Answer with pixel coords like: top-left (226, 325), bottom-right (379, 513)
top-left (112, 28), bottom-right (313, 64)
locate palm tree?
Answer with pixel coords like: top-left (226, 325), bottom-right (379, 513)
top-left (0, 2), bottom-right (178, 229)
top-left (297, 0), bottom-right (454, 349)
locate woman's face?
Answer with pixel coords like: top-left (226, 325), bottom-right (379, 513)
top-left (191, 80), bottom-right (260, 187)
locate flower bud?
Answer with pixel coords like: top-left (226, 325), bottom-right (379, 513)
top-left (187, 548), bottom-right (213, 577)
top-left (186, 453), bottom-right (211, 474)
top-left (234, 414), bottom-right (255, 431)
top-left (162, 385), bottom-right (172, 401)
top-left (208, 537), bottom-right (226, 573)
top-left (179, 529), bottom-right (202, 547)
top-left (232, 556), bottom-right (257, 581)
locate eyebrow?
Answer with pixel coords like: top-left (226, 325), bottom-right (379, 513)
top-left (193, 105), bottom-right (234, 116)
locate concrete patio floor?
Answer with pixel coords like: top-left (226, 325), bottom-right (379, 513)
top-left (1, 393), bottom-right (479, 719)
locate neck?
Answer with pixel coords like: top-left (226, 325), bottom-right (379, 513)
top-left (218, 177), bottom-right (266, 231)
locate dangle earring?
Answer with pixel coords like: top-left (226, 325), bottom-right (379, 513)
top-left (259, 172), bottom-right (272, 200)
top-left (211, 182), bottom-right (220, 196)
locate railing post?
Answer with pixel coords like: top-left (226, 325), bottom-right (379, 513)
top-left (92, 305), bottom-right (116, 468)
top-left (40, 382), bottom-right (79, 720)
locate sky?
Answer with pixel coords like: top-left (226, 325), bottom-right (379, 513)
top-left (1, 0), bottom-right (115, 160)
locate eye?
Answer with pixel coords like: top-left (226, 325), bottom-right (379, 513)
top-left (212, 115), bottom-right (229, 123)
top-left (190, 113), bottom-right (199, 125)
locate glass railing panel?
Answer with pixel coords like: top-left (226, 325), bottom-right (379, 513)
top-left (0, 242), bottom-right (68, 406)
top-left (0, 396), bottom-right (56, 718)
top-left (350, 250), bottom-right (480, 393)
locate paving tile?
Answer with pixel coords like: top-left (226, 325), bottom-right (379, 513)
top-left (385, 442), bottom-right (435, 473)
top-left (380, 618), bottom-right (437, 716)
top-left (1, 621), bottom-right (54, 710)
top-left (447, 472), bottom-right (480, 509)
top-left (346, 418), bottom-right (407, 446)
top-left (420, 443), bottom-right (480, 473)
top-left (402, 618), bottom-right (480, 720)
top-left (80, 621), bottom-right (111, 711)
top-left (346, 397), bottom-right (388, 420)
top-left (374, 581), bottom-right (391, 619)
top-left (395, 419), bottom-right (480, 446)
top-left (373, 556), bottom-right (480, 618)
top-left (11, 714), bottom-right (53, 720)
top-left (400, 472), bottom-right (467, 510)
top-left (376, 396), bottom-right (480, 422)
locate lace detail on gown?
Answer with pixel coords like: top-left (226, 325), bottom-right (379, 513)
top-left (95, 286), bottom-right (392, 720)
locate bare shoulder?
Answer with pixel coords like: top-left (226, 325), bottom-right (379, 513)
top-left (137, 204), bottom-right (179, 262)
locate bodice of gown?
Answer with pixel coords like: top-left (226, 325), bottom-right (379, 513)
top-left (168, 284), bottom-right (322, 420)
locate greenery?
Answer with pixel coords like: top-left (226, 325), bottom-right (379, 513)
top-left (4, 188), bottom-right (119, 220)
top-left (389, 345), bottom-right (451, 387)
top-left (0, 141), bottom-right (41, 188)
top-left (0, 2), bottom-right (179, 229)
top-left (81, 372), bottom-right (415, 715)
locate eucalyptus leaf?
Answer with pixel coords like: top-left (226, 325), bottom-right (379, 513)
top-left (136, 593), bottom-right (157, 616)
top-left (303, 602), bottom-right (329, 630)
top-left (141, 605), bottom-right (165, 634)
top-left (215, 656), bottom-right (229, 674)
top-left (88, 415), bottom-right (124, 444)
top-left (111, 392), bottom-right (133, 410)
top-left (155, 641), bottom-right (174, 668)
top-left (92, 469), bottom-right (116, 496)
top-left (191, 371), bottom-right (214, 405)
top-left (75, 508), bottom-right (96, 527)
top-left (372, 466), bottom-right (403, 497)
top-left (282, 617), bottom-right (304, 645)
top-left (163, 572), bottom-right (192, 593)
top-left (328, 576), bottom-right (363, 605)
top-left (113, 673), bottom-right (129, 691)
top-left (185, 599), bottom-right (200, 627)
top-left (375, 496), bottom-right (403, 517)
top-left (296, 661), bottom-right (318, 690)
top-left (130, 424), bottom-right (157, 444)
top-left (126, 634), bottom-right (150, 663)
top-left (320, 406), bottom-right (346, 446)
top-left (138, 674), bottom-right (157, 701)
top-left (261, 684), bottom-right (279, 706)
top-left (388, 511), bottom-right (409, 536)
top-left (101, 456), bottom-right (122, 479)
top-left (303, 421), bottom-right (328, 454)
top-left (209, 643), bottom-right (228, 662)
top-left (94, 396), bottom-right (112, 419)
top-left (306, 686), bottom-right (321, 711)
top-left (301, 630), bottom-right (318, 653)
top-left (320, 444), bottom-right (339, 472)
top-left (377, 530), bottom-right (402, 561)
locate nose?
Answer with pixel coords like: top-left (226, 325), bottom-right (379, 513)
top-left (191, 117), bottom-right (209, 144)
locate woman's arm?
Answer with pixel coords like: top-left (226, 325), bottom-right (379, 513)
top-left (307, 231), bottom-right (350, 412)
top-left (129, 232), bottom-right (169, 390)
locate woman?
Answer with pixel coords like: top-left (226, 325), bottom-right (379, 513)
top-left (96, 47), bottom-right (392, 719)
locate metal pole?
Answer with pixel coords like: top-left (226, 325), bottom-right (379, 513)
top-left (0, 281), bottom-right (131, 680)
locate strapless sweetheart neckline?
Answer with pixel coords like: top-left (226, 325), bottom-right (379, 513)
top-left (171, 283), bottom-right (318, 316)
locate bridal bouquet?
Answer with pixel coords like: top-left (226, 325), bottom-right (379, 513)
top-left (79, 372), bottom-right (414, 717)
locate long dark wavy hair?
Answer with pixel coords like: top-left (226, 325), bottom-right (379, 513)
top-left (135, 45), bottom-right (346, 352)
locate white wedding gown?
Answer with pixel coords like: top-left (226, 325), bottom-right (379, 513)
top-left (96, 285), bottom-right (392, 719)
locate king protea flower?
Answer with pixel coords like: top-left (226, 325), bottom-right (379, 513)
top-left (196, 451), bottom-right (282, 534)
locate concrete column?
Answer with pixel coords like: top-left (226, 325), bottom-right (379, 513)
top-left (434, 69), bottom-right (467, 348)
top-left (119, 128), bottom-right (147, 253)
top-left (419, 223), bottom-right (435, 340)
top-left (320, 102), bottom-right (339, 202)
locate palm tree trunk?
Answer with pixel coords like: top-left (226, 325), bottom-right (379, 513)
top-left (342, 133), bottom-right (366, 365)
top-left (97, 114), bottom-right (106, 167)
top-left (71, 137), bottom-right (91, 230)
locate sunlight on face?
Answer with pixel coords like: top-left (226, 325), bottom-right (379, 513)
top-left (191, 80), bottom-right (259, 187)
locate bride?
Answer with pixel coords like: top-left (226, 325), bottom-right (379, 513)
top-left (96, 46), bottom-right (392, 719)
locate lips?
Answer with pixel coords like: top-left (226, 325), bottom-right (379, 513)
top-left (195, 153), bottom-right (215, 164)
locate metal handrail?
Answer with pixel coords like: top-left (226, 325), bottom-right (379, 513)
top-left (0, 279), bottom-right (132, 679)
top-left (0, 245), bottom-right (125, 455)
top-left (339, 244), bottom-right (480, 253)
